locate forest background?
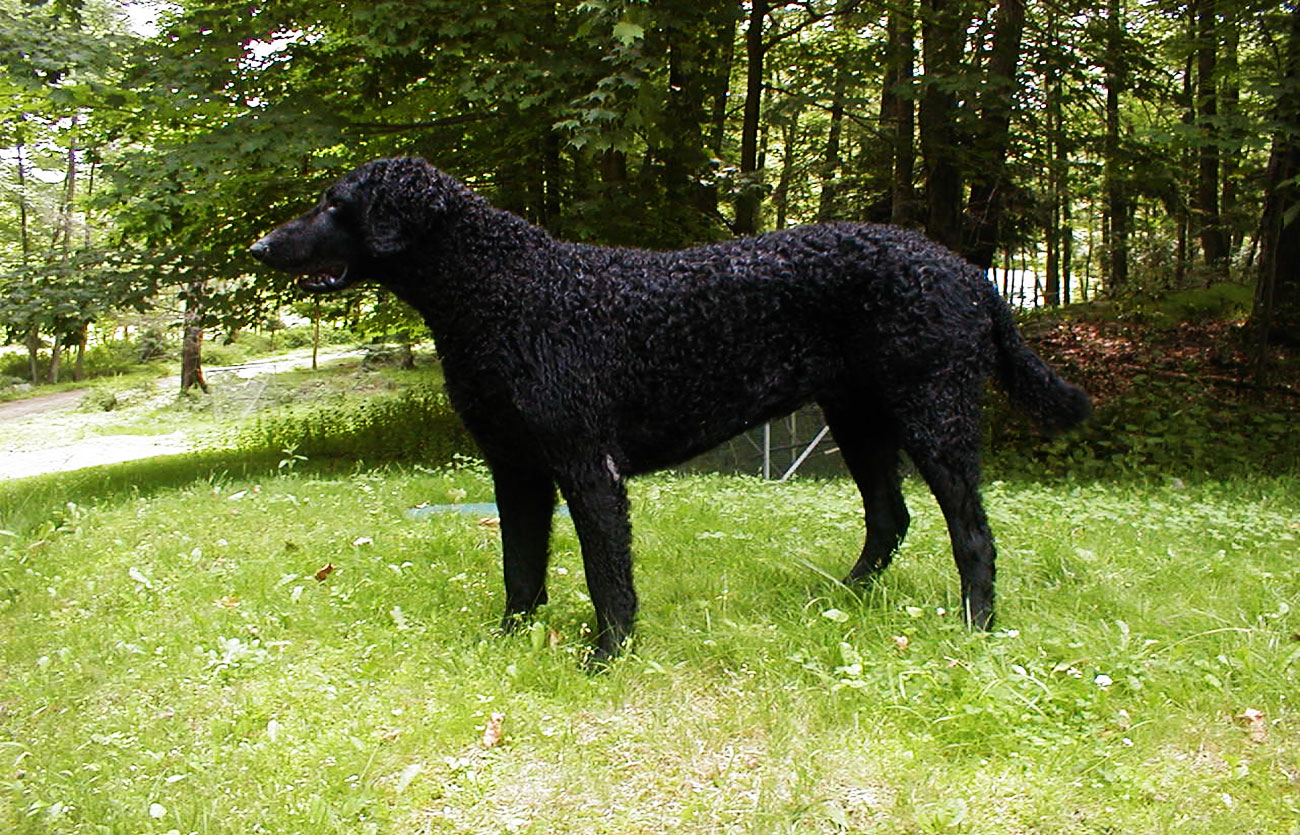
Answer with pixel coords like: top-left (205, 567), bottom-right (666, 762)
top-left (0, 0), bottom-right (1298, 391)
top-left (3, 6), bottom-right (1300, 831)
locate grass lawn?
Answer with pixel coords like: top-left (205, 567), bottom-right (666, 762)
top-left (1, 461), bottom-right (1297, 833)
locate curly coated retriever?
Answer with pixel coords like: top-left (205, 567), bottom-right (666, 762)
top-left (251, 157), bottom-right (1090, 664)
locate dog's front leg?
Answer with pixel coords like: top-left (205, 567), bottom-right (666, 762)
top-left (493, 464), bottom-right (557, 630)
top-left (555, 455), bottom-right (636, 667)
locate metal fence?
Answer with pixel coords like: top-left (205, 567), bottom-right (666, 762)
top-left (681, 405), bottom-right (846, 480)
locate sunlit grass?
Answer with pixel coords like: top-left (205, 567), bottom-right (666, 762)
top-left (1, 466), bottom-right (1297, 833)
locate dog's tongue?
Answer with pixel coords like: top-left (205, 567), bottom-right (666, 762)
top-left (298, 267), bottom-right (352, 293)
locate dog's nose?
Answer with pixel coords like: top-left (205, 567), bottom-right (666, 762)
top-left (249, 237), bottom-right (272, 261)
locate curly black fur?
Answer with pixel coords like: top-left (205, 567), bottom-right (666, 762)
top-left (252, 157), bottom-right (1091, 664)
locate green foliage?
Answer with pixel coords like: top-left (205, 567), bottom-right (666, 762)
top-left (278, 322), bottom-right (353, 350)
top-left (231, 384), bottom-right (477, 465)
top-left (0, 337), bottom-right (164, 388)
top-left (987, 376), bottom-right (1299, 481)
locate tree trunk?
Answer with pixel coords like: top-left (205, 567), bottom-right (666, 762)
top-left (882, 0), bottom-right (917, 227)
top-left (26, 327), bottom-right (41, 384)
top-left (660, 1), bottom-right (716, 243)
top-left (53, 119), bottom-right (78, 257)
top-left (74, 322), bottom-right (89, 382)
top-left (1220, 10), bottom-right (1241, 252)
top-left (1195, 0), bottom-right (1229, 277)
top-left (181, 279), bottom-right (210, 394)
top-left (734, 0), bottom-right (768, 236)
top-left (1061, 178), bottom-right (1073, 304)
top-left (816, 66), bottom-right (846, 222)
top-left (600, 149), bottom-right (627, 185)
top-left (919, 0), bottom-right (965, 251)
top-left (1043, 9), bottom-right (1068, 308)
top-left (16, 141), bottom-right (31, 265)
top-left (963, 0), bottom-right (1027, 270)
top-left (46, 336), bottom-right (63, 385)
top-left (1176, 35), bottom-right (1194, 288)
top-left (774, 108), bottom-right (802, 229)
top-left (1252, 4), bottom-right (1300, 370)
top-left (1103, 0), bottom-right (1129, 296)
top-left (701, 9), bottom-right (737, 221)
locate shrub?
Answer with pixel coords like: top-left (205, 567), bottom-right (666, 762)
top-left (280, 323), bottom-right (354, 349)
top-left (201, 342), bottom-right (252, 368)
top-left (0, 351), bottom-right (33, 379)
top-left (231, 384), bottom-right (477, 465)
top-left (79, 340), bottom-right (145, 378)
top-left (135, 326), bottom-right (172, 362)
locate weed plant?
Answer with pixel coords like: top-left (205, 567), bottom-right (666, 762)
top-left (1, 465), bottom-right (1296, 833)
top-left (984, 381), bottom-right (1299, 481)
top-left (230, 383), bottom-right (476, 464)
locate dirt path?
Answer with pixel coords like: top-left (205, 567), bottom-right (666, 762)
top-left (0, 388), bottom-right (87, 421)
top-left (0, 349), bottom-right (363, 481)
top-left (0, 433), bottom-right (192, 480)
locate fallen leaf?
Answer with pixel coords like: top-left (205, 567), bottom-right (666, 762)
top-left (478, 517), bottom-right (501, 528)
top-left (128, 567), bottom-right (153, 589)
top-left (352, 536), bottom-right (374, 547)
top-left (315, 563), bottom-right (336, 581)
top-left (394, 762), bottom-right (422, 795)
top-left (892, 635), bottom-right (910, 652)
top-left (1235, 708), bottom-right (1267, 744)
top-left (215, 596), bottom-right (241, 609)
top-left (548, 629), bottom-right (562, 648)
top-left (482, 712), bottom-right (505, 748)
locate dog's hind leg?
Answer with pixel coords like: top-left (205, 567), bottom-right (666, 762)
top-left (554, 455), bottom-right (637, 666)
top-left (494, 464), bottom-right (556, 631)
top-left (820, 400), bottom-right (910, 584)
top-left (897, 387), bottom-right (997, 630)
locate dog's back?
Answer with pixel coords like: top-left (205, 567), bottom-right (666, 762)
top-left (536, 224), bottom-right (996, 471)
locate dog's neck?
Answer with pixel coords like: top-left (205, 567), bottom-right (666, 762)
top-left (382, 199), bottom-right (558, 358)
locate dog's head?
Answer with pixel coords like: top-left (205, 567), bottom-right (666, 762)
top-left (250, 157), bottom-right (462, 293)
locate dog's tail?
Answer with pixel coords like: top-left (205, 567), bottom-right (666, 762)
top-left (985, 279), bottom-right (1091, 436)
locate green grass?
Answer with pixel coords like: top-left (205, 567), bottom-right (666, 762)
top-left (1, 464), bottom-right (1297, 834)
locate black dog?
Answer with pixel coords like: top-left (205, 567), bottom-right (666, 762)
top-left (251, 157), bottom-right (1089, 664)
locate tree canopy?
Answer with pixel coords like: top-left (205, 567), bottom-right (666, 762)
top-left (2, 0), bottom-right (1298, 384)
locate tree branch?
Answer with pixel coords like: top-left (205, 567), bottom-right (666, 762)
top-left (347, 111), bottom-right (499, 135)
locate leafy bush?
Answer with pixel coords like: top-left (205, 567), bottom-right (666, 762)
top-left (134, 325), bottom-right (173, 362)
top-left (80, 340), bottom-right (147, 377)
top-left (201, 342), bottom-right (254, 368)
top-left (231, 384), bottom-right (477, 464)
top-left (279, 323), bottom-right (354, 349)
top-left (0, 339), bottom-right (163, 384)
top-left (0, 351), bottom-right (31, 379)
top-left (984, 376), bottom-right (1299, 480)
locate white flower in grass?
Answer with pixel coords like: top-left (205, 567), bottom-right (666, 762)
top-left (1094, 674), bottom-right (1114, 689)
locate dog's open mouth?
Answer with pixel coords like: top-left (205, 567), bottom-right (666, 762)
top-left (297, 265), bottom-right (354, 293)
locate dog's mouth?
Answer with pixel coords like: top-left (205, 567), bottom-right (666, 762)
top-left (297, 265), bottom-right (354, 294)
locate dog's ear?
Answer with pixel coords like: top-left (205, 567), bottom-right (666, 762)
top-left (360, 158), bottom-right (453, 257)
